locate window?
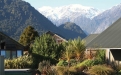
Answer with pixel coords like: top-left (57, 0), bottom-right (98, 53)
top-left (12, 51), bottom-right (16, 58)
top-left (6, 51), bottom-right (11, 59)
top-left (1, 42), bottom-right (5, 49)
top-left (1, 50), bottom-right (5, 57)
top-left (17, 50), bottom-right (22, 57)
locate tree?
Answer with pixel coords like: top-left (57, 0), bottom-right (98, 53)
top-left (19, 25), bottom-right (39, 46)
top-left (32, 34), bottom-right (61, 59)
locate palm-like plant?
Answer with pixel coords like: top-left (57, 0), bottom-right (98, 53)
top-left (72, 37), bottom-right (85, 61)
top-left (62, 41), bottom-right (74, 63)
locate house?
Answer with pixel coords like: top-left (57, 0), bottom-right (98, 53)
top-left (0, 56), bottom-right (4, 75)
top-left (83, 34), bottom-right (99, 59)
top-left (83, 34), bottom-right (99, 46)
top-left (85, 17), bottom-right (121, 68)
top-left (0, 32), bottom-right (24, 59)
top-left (46, 31), bottom-right (67, 44)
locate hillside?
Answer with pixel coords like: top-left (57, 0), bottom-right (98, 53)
top-left (59, 22), bottom-right (87, 39)
top-left (0, 0), bottom-right (86, 40)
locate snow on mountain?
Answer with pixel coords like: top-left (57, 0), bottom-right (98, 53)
top-left (94, 3), bottom-right (121, 33)
top-left (38, 4), bottom-right (101, 25)
top-left (38, 3), bottom-right (121, 34)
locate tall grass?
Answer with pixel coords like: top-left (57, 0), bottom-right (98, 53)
top-left (88, 65), bottom-right (115, 75)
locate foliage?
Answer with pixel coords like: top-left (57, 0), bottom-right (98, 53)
top-left (88, 65), bottom-right (115, 75)
top-left (58, 22), bottom-right (87, 39)
top-left (38, 60), bottom-right (51, 72)
top-left (19, 25), bottom-right (39, 46)
top-left (117, 70), bottom-right (121, 75)
top-left (71, 37), bottom-right (85, 61)
top-left (0, 0), bottom-right (60, 40)
top-left (31, 53), bottom-right (58, 69)
top-left (95, 50), bottom-right (105, 64)
top-left (62, 40), bottom-right (75, 62)
top-left (57, 60), bottom-right (68, 66)
top-left (56, 66), bottom-right (85, 75)
top-left (5, 53), bottom-right (58, 69)
top-left (32, 34), bottom-right (62, 59)
top-left (38, 60), bottom-right (58, 75)
top-left (76, 59), bottom-right (95, 68)
top-left (5, 55), bottom-right (33, 69)
top-left (61, 37), bottom-right (85, 63)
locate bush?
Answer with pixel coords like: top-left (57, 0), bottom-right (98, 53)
top-left (38, 60), bottom-right (51, 72)
top-left (95, 50), bottom-right (105, 64)
top-left (76, 59), bottom-right (96, 68)
top-left (38, 60), bottom-right (58, 75)
top-left (5, 55), bottom-right (33, 69)
top-left (57, 60), bottom-right (68, 66)
top-left (88, 65), bottom-right (115, 75)
top-left (31, 53), bottom-right (58, 69)
top-left (56, 66), bottom-right (86, 75)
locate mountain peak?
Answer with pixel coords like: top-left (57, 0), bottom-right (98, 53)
top-left (38, 4), bottom-right (101, 26)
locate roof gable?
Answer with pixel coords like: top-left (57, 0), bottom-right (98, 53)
top-left (0, 32), bottom-right (24, 48)
top-left (87, 18), bottom-right (121, 48)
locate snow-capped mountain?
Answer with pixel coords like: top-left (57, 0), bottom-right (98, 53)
top-left (94, 3), bottom-right (121, 33)
top-left (38, 4), bottom-right (101, 28)
top-left (38, 4), bottom-right (101, 20)
top-left (38, 3), bottom-right (121, 34)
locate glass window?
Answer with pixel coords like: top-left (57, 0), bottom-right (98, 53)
top-left (12, 51), bottom-right (16, 58)
top-left (17, 50), bottom-right (22, 57)
top-left (6, 51), bottom-right (11, 59)
top-left (1, 50), bottom-right (5, 57)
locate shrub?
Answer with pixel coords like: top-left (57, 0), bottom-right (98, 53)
top-left (38, 60), bottom-right (58, 75)
top-left (56, 60), bottom-right (68, 66)
top-left (31, 53), bottom-right (58, 69)
top-left (56, 66), bottom-right (86, 75)
top-left (38, 60), bottom-right (51, 72)
top-left (5, 55), bottom-right (33, 69)
top-left (95, 50), bottom-right (105, 64)
top-left (76, 59), bottom-right (95, 68)
top-left (56, 66), bottom-right (67, 75)
top-left (88, 65), bottom-right (115, 75)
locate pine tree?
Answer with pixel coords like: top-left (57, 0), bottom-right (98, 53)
top-left (19, 25), bottom-right (39, 46)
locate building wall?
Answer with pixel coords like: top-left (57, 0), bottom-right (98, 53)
top-left (53, 34), bottom-right (66, 44)
top-left (0, 38), bottom-right (24, 59)
top-left (0, 56), bottom-right (4, 75)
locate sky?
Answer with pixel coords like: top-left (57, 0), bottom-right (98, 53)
top-left (24, 0), bottom-right (121, 10)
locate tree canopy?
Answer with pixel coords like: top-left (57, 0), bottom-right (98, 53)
top-left (19, 25), bottom-right (39, 46)
top-left (32, 34), bottom-right (63, 59)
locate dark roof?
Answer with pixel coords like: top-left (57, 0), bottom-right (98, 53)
top-left (83, 34), bottom-right (99, 46)
top-left (87, 18), bottom-right (121, 48)
top-left (0, 31), bottom-right (24, 48)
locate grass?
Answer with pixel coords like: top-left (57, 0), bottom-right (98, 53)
top-left (88, 65), bottom-right (115, 75)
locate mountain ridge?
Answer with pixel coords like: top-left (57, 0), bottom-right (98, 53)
top-left (38, 3), bottom-right (121, 34)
